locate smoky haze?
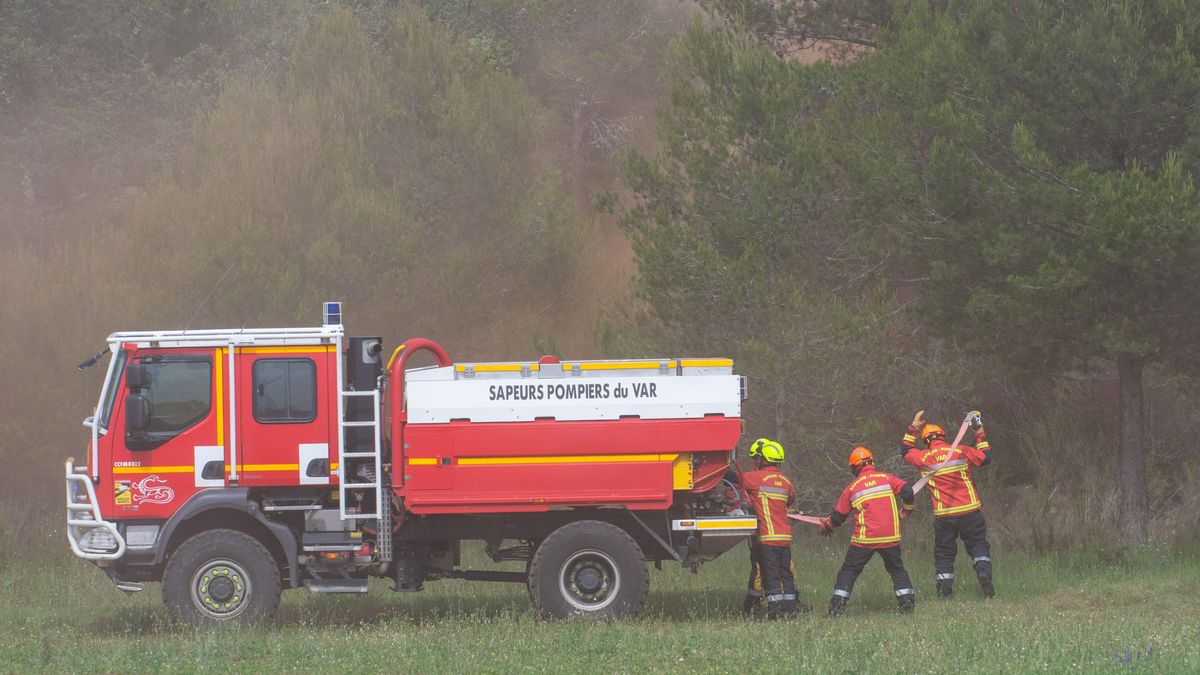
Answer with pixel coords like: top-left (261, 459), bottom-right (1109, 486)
top-left (0, 0), bottom-right (693, 561)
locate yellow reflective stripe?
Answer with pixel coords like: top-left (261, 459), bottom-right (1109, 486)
top-left (240, 346), bottom-right (334, 354)
top-left (575, 361), bottom-right (676, 371)
top-left (902, 435), bottom-right (916, 443)
top-left (965, 477), bottom-right (979, 504)
top-left (455, 363), bottom-right (540, 372)
top-left (408, 458), bottom-right (437, 465)
top-left (456, 454), bottom-right (678, 466)
top-left (113, 465), bottom-right (192, 474)
top-left (696, 519), bottom-right (757, 530)
top-left (239, 464), bottom-right (299, 472)
top-left (976, 441), bottom-right (990, 450)
top-left (851, 491), bottom-right (894, 509)
top-left (760, 492), bottom-right (790, 501)
top-left (679, 358), bottom-right (732, 368)
top-left (214, 348), bottom-right (224, 447)
top-left (935, 501), bottom-right (981, 516)
top-left (850, 492), bottom-right (901, 543)
top-left (760, 534), bottom-right (792, 542)
top-left (760, 495), bottom-right (775, 536)
top-left (933, 464), bottom-right (970, 477)
top-left (116, 463), bottom-right (303, 475)
top-left (852, 532), bottom-right (902, 544)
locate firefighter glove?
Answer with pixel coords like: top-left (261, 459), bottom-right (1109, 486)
top-left (912, 410), bottom-right (926, 427)
top-left (819, 517), bottom-right (834, 536)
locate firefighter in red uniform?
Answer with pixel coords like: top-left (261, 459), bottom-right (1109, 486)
top-left (901, 410), bottom-right (994, 599)
top-left (739, 438), bottom-right (799, 619)
top-left (820, 447), bottom-right (916, 616)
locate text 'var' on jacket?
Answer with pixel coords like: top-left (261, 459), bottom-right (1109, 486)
top-left (901, 425), bottom-right (991, 517)
top-left (829, 466), bottom-right (914, 548)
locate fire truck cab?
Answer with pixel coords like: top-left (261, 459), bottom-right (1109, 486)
top-left (66, 303), bottom-right (754, 625)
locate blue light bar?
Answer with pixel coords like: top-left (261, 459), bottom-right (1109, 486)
top-left (323, 301), bottom-right (342, 326)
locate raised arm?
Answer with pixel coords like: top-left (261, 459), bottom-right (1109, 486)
top-left (961, 426), bottom-right (992, 467)
top-left (901, 410), bottom-right (929, 467)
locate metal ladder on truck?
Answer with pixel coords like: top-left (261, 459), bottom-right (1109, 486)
top-left (337, 387), bottom-right (392, 562)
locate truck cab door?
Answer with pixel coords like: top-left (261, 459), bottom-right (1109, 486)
top-left (235, 347), bottom-right (336, 487)
top-left (106, 349), bottom-right (223, 519)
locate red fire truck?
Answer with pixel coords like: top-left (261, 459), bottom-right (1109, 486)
top-left (66, 303), bottom-right (754, 625)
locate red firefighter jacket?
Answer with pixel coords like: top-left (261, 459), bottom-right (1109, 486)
top-left (741, 465), bottom-right (795, 546)
top-left (830, 466), bottom-right (913, 549)
top-left (902, 425), bottom-right (991, 517)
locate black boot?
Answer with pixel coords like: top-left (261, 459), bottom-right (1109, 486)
top-left (766, 600), bottom-right (784, 620)
top-left (897, 594), bottom-right (915, 614)
top-left (742, 593), bottom-right (761, 616)
top-left (936, 579), bottom-right (953, 599)
top-left (978, 573), bottom-right (995, 599)
top-left (827, 595), bottom-right (848, 617)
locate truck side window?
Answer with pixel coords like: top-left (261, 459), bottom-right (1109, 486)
top-left (141, 359), bottom-right (213, 433)
top-left (98, 350), bottom-right (129, 430)
top-left (253, 358), bottom-right (317, 423)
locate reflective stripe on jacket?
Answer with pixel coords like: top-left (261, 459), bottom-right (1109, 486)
top-left (741, 466), bottom-right (795, 546)
top-left (833, 467), bottom-right (908, 548)
top-left (902, 425), bottom-right (990, 517)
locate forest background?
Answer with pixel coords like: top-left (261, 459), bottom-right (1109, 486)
top-left (2, 0), bottom-right (1198, 573)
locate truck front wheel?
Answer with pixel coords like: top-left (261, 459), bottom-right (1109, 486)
top-left (162, 529), bottom-right (281, 626)
top-left (528, 520), bottom-right (648, 620)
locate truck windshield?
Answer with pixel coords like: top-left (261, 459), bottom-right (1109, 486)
top-left (97, 350), bottom-right (128, 430)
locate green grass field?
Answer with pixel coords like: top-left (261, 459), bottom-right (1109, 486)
top-left (1, 541), bottom-right (1195, 673)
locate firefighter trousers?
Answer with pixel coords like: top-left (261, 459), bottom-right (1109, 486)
top-left (746, 538), bottom-right (764, 597)
top-left (758, 544), bottom-right (797, 617)
top-left (933, 509), bottom-right (992, 583)
top-left (832, 545), bottom-right (913, 601)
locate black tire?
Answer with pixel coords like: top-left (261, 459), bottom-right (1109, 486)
top-left (162, 529), bottom-right (281, 627)
top-left (526, 557), bottom-right (538, 606)
top-left (527, 520), bottom-right (648, 620)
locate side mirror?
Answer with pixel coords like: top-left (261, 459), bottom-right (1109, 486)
top-left (125, 364), bottom-right (150, 390)
top-left (125, 393), bottom-right (150, 433)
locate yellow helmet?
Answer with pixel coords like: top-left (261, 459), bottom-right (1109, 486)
top-left (748, 438), bottom-right (785, 463)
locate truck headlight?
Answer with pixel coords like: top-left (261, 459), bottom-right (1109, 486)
top-left (79, 529), bottom-right (118, 552)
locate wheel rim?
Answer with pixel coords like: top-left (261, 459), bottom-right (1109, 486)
top-left (559, 549), bottom-right (621, 612)
top-left (190, 558), bottom-right (252, 620)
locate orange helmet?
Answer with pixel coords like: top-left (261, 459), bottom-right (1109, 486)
top-left (848, 446), bottom-right (874, 469)
top-left (920, 423), bottom-right (945, 443)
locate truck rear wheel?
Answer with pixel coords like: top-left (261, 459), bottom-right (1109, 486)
top-left (162, 529), bottom-right (281, 627)
top-left (527, 520), bottom-right (648, 620)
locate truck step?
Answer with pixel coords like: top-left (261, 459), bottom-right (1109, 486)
top-left (114, 580), bottom-right (145, 593)
top-left (340, 452), bottom-right (377, 458)
top-left (342, 420), bottom-right (377, 427)
top-left (302, 544), bottom-right (362, 552)
top-left (303, 579), bottom-right (369, 594)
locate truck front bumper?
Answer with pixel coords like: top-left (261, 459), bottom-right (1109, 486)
top-left (65, 458), bottom-right (126, 562)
